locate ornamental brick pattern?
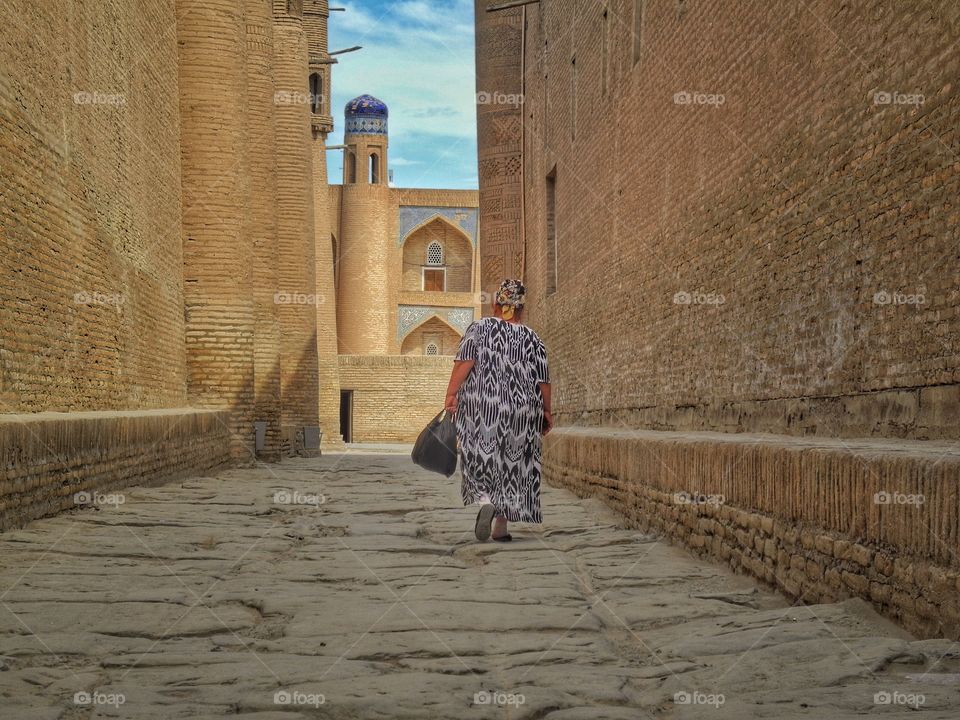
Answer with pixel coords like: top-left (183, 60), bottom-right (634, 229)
top-left (474, 0), bottom-right (525, 313)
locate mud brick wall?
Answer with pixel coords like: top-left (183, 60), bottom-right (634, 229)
top-left (505, 0), bottom-right (960, 440)
top-left (0, 409), bottom-right (231, 530)
top-left (337, 356), bottom-right (452, 442)
top-left (545, 428), bottom-right (960, 639)
top-left (0, 0), bottom-right (188, 412)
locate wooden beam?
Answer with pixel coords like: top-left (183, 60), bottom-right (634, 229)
top-left (486, 0), bottom-right (540, 12)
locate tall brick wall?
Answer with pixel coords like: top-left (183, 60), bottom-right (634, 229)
top-left (246, 0), bottom-right (284, 459)
top-left (474, 0), bottom-right (525, 312)
top-left (475, 0), bottom-right (960, 638)
top-left (337, 356), bottom-right (452, 442)
top-left (273, 10), bottom-right (321, 439)
top-left (516, 0), bottom-right (959, 440)
top-left (0, 0), bottom-right (188, 412)
top-left (177, 0), bottom-right (256, 460)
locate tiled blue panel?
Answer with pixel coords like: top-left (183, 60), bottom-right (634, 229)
top-left (397, 305), bottom-right (475, 342)
top-left (398, 206), bottom-right (479, 247)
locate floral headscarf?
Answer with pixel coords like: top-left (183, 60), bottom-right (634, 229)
top-left (495, 279), bottom-right (526, 320)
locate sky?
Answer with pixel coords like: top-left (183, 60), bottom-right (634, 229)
top-left (326, 0), bottom-right (478, 190)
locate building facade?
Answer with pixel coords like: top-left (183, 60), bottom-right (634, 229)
top-left (304, 16), bottom-right (481, 443)
top-left (475, 0), bottom-right (960, 638)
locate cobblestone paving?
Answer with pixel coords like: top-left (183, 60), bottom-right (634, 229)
top-left (1, 450), bottom-right (958, 718)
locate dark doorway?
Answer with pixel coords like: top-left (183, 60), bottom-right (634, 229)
top-left (339, 390), bottom-right (353, 443)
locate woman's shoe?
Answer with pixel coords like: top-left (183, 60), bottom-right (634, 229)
top-left (491, 533), bottom-right (512, 542)
top-left (474, 504), bottom-right (495, 541)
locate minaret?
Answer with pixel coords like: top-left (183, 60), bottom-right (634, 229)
top-left (304, 0), bottom-right (344, 448)
top-left (337, 95), bottom-right (395, 355)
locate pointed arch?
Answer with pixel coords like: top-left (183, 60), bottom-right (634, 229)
top-left (399, 213), bottom-right (473, 248)
top-left (398, 312), bottom-right (464, 344)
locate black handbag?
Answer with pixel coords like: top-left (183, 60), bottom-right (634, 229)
top-left (411, 410), bottom-right (458, 477)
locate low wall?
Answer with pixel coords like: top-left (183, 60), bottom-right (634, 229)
top-left (338, 355), bottom-right (451, 442)
top-left (0, 409), bottom-right (231, 530)
top-left (544, 427), bottom-right (960, 639)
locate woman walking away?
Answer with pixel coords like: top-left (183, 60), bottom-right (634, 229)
top-left (444, 279), bottom-right (553, 542)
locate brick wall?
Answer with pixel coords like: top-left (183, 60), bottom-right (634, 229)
top-left (513, 0), bottom-right (960, 440)
top-left (0, 0), bottom-right (188, 413)
top-left (337, 356), bottom-right (452, 442)
top-left (546, 428), bottom-right (960, 639)
top-left (178, 0), bottom-right (256, 460)
top-left (474, 0), bottom-right (525, 310)
top-left (0, 409), bottom-right (231, 530)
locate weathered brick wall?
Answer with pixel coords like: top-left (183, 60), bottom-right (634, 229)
top-left (546, 428), bottom-right (960, 639)
top-left (273, 8), bottom-right (321, 438)
top-left (178, 0), bottom-right (256, 460)
top-left (337, 356), bottom-right (452, 442)
top-left (0, 409), bottom-right (231, 530)
top-left (246, 0), bottom-right (284, 459)
top-left (474, 0), bottom-right (525, 311)
top-left (514, 0), bottom-right (960, 440)
top-left (0, 0), bottom-right (188, 412)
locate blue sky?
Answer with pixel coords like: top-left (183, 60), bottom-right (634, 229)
top-left (326, 0), bottom-right (478, 190)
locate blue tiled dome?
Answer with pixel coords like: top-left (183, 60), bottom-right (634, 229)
top-left (344, 94), bottom-right (388, 135)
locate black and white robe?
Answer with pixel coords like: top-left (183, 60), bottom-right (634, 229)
top-left (455, 317), bottom-right (549, 523)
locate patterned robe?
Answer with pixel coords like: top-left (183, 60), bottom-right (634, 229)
top-left (455, 317), bottom-right (550, 523)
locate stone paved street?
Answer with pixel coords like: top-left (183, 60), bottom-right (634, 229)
top-left (1, 450), bottom-right (958, 719)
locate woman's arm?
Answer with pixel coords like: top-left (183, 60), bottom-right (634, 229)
top-left (540, 382), bottom-right (554, 435)
top-left (444, 360), bottom-right (475, 413)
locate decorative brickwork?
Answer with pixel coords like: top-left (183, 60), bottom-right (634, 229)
top-left (474, 0), bottom-right (525, 313)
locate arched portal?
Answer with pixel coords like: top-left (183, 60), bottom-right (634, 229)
top-left (402, 217), bottom-right (473, 293)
